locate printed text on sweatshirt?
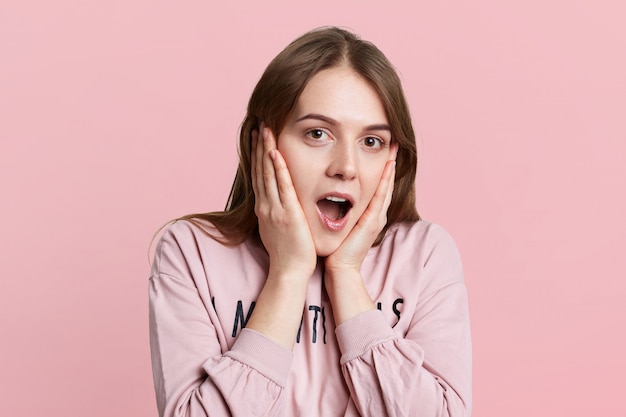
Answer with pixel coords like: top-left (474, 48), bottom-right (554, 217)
top-left (149, 220), bottom-right (472, 417)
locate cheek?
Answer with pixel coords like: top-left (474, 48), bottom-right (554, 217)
top-left (277, 146), bottom-right (311, 202)
top-left (277, 135), bottom-right (307, 171)
top-left (362, 163), bottom-right (387, 195)
top-left (276, 140), bottom-right (298, 180)
top-left (363, 174), bottom-right (381, 200)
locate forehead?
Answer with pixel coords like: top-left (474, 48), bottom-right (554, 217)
top-left (292, 66), bottom-right (388, 125)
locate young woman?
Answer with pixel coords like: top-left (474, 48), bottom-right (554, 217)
top-left (149, 27), bottom-right (472, 417)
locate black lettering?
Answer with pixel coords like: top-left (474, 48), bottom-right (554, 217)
top-left (376, 302), bottom-right (382, 311)
top-left (392, 298), bottom-right (404, 327)
top-left (309, 305), bottom-right (321, 343)
top-left (321, 306), bottom-right (327, 344)
top-left (296, 314), bottom-right (304, 343)
top-left (231, 300), bottom-right (256, 337)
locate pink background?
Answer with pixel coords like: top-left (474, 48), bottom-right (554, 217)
top-left (1, 1), bottom-right (625, 415)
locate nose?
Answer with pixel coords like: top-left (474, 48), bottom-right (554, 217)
top-left (326, 142), bottom-right (357, 180)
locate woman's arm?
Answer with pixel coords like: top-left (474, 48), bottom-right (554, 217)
top-left (323, 151), bottom-right (471, 415)
top-left (150, 126), bottom-right (316, 417)
top-left (150, 267), bottom-right (292, 417)
top-left (326, 227), bottom-right (472, 417)
top-left (323, 144), bottom-right (397, 324)
top-left (244, 125), bottom-right (316, 350)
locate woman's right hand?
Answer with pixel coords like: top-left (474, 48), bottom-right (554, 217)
top-left (252, 124), bottom-right (317, 279)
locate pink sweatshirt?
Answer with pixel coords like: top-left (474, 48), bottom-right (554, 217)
top-left (149, 219), bottom-right (472, 417)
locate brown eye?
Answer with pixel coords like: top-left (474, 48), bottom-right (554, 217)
top-left (363, 137), bottom-right (382, 148)
top-left (306, 129), bottom-right (327, 140)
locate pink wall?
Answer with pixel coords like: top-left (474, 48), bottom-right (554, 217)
top-left (1, 1), bottom-right (625, 415)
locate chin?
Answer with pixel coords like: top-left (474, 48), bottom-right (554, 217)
top-left (313, 238), bottom-right (342, 258)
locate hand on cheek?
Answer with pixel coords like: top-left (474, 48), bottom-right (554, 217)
top-left (323, 146), bottom-right (397, 324)
top-left (247, 125), bottom-right (317, 349)
top-left (325, 145), bottom-right (397, 274)
top-left (251, 124), bottom-right (317, 279)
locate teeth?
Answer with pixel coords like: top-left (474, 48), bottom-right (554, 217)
top-left (325, 196), bottom-right (347, 203)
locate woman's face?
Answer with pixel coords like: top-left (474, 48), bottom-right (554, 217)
top-left (277, 66), bottom-right (397, 257)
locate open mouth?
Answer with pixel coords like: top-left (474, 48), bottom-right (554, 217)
top-left (316, 196), bottom-right (353, 221)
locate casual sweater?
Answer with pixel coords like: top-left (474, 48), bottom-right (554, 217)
top-left (149, 219), bottom-right (472, 417)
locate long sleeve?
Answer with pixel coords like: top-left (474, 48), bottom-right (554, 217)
top-left (149, 223), bottom-right (293, 417)
top-left (336, 225), bottom-right (472, 417)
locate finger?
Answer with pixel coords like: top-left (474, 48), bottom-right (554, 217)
top-left (389, 142), bottom-right (399, 161)
top-left (364, 160), bottom-right (396, 220)
top-left (381, 143), bottom-right (398, 214)
top-left (254, 124), bottom-right (267, 200)
top-left (270, 147), bottom-right (300, 207)
top-left (251, 129), bottom-right (259, 197)
top-left (262, 127), bottom-right (281, 203)
top-left (381, 160), bottom-right (396, 213)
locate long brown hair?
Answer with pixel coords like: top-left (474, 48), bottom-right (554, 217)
top-left (181, 26), bottom-right (419, 246)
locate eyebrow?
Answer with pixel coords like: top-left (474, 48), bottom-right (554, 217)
top-left (295, 113), bottom-right (391, 132)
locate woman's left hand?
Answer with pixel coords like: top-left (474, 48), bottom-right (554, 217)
top-left (325, 154), bottom-right (397, 274)
top-left (324, 148), bottom-right (397, 324)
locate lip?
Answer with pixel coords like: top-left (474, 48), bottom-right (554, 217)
top-left (316, 192), bottom-right (354, 232)
top-left (317, 192), bottom-right (355, 206)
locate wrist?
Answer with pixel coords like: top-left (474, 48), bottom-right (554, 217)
top-left (324, 266), bottom-right (361, 290)
top-left (323, 259), bottom-right (360, 280)
top-left (246, 270), bottom-right (310, 350)
top-left (324, 268), bottom-right (375, 325)
top-left (267, 266), bottom-right (313, 288)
